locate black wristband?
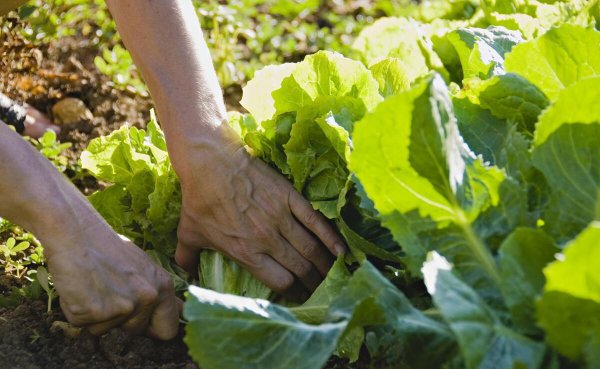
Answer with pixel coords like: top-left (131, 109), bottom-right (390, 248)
top-left (0, 93), bottom-right (26, 134)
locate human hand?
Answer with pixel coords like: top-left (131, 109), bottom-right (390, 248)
top-left (172, 126), bottom-right (345, 294)
top-left (46, 222), bottom-right (180, 340)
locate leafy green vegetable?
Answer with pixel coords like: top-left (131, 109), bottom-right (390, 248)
top-left (462, 73), bottom-right (549, 134)
top-left (199, 250), bottom-right (271, 299)
top-left (369, 58), bottom-right (412, 97)
top-left (505, 25), bottom-right (600, 101)
top-left (423, 252), bottom-right (546, 369)
top-left (240, 63), bottom-right (296, 124)
top-left (498, 228), bottom-right (557, 334)
top-left (184, 285), bottom-right (346, 369)
top-left (81, 115), bottom-right (180, 254)
top-left (352, 17), bottom-right (449, 80)
top-left (350, 73), bottom-right (515, 301)
top-left (537, 222), bottom-right (600, 365)
top-left (531, 77), bottom-right (600, 241)
top-left (446, 26), bottom-right (522, 79)
top-left (186, 261), bottom-right (456, 369)
top-left (480, 0), bottom-right (598, 39)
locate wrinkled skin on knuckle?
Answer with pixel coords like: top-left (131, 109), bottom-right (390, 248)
top-left (291, 259), bottom-right (313, 279)
top-left (113, 299), bottom-right (135, 317)
top-left (303, 210), bottom-right (319, 228)
top-left (176, 221), bottom-right (202, 247)
top-left (278, 215), bottom-right (296, 234)
top-left (137, 284), bottom-right (160, 307)
top-left (270, 272), bottom-right (294, 293)
top-left (249, 223), bottom-right (276, 244)
top-left (300, 239), bottom-right (321, 259)
top-left (230, 241), bottom-right (262, 268)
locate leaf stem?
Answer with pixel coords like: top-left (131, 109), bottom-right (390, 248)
top-left (455, 208), bottom-right (501, 286)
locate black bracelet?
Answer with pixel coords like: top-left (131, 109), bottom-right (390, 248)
top-left (0, 93), bottom-right (26, 133)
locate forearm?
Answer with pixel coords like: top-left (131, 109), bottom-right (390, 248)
top-left (105, 0), bottom-right (236, 174)
top-left (0, 123), bottom-right (102, 256)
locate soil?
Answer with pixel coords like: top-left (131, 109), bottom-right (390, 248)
top-left (0, 300), bottom-right (195, 369)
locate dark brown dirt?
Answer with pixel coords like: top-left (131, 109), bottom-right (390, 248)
top-left (0, 300), bottom-right (196, 369)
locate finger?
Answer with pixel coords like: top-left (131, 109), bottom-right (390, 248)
top-left (176, 297), bottom-right (184, 316)
top-left (59, 297), bottom-right (133, 327)
top-left (282, 279), bottom-right (311, 303)
top-left (281, 216), bottom-right (333, 277)
top-left (86, 315), bottom-right (129, 336)
top-left (268, 235), bottom-right (322, 292)
top-left (147, 296), bottom-right (180, 341)
top-left (288, 191), bottom-right (346, 256)
top-left (239, 253), bottom-right (295, 294)
top-left (122, 309), bottom-right (154, 335)
top-left (175, 240), bottom-right (201, 273)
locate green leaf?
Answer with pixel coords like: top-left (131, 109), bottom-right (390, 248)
top-left (81, 125), bottom-right (153, 183)
top-left (12, 241), bottom-right (30, 254)
top-left (240, 63), bottom-right (296, 123)
top-left (446, 26), bottom-right (523, 79)
top-left (272, 51), bottom-right (382, 115)
top-left (290, 257), bottom-right (351, 324)
top-left (498, 228), bottom-right (558, 334)
top-left (463, 73), bottom-right (549, 134)
top-left (532, 77), bottom-right (600, 147)
top-left (369, 58), bottom-right (413, 97)
top-left (453, 97), bottom-right (531, 182)
top-left (284, 107), bottom-right (353, 203)
top-left (185, 260), bottom-right (456, 369)
top-left (505, 25), bottom-right (600, 101)
top-left (329, 262), bottom-right (457, 369)
top-left (126, 169), bottom-right (155, 215)
top-left (481, 0), bottom-right (598, 39)
top-left (352, 17), bottom-right (449, 81)
top-left (227, 111), bottom-right (258, 138)
top-left (350, 74), bottom-right (510, 296)
top-left (88, 185), bottom-right (138, 241)
top-left (423, 253), bottom-right (546, 369)
top-left (337, 218), bottom-right (403, 264)
top-left (537, 222), bottom-right (600, 365)
top-left (199, 250), bottom-right (271, 300)
top-left (290, 257), bottom-right (362, 362)
top-left (184, 286), bottom-right (346, 369)
top-left (531, 78), bottom-right (600, 241)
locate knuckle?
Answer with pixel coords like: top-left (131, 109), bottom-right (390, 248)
top-left (292, 260), bottom-right (312, 278)
top-left (300, 240), bottom-right (320, 259)
top-left (138, 286), bottom-right (160, 306)
top-left (83, 304), bottom-right (105, 321)
top-left (271, 273), bottom-right (294, 293)
top-left (176, 227), bottom-right (198, 247)
top-left (303, 210), bottom-right (319, 227)
top-left (251, 225), bottom-right (273, 242)
top-left (156, 271), bottom-right (175, 294)
top-left (232, 242), bottom-right (261, 267)
top-left (115, 299), bottom-right (135, 316)
top-left (279, 217), bottom-right (294, 234)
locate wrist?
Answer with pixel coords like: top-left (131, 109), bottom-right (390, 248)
top-left (165, 119), bottom-right (246, 183)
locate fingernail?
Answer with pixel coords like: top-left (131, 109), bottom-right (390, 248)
top-left (334, 243), bottom-right (346, 256)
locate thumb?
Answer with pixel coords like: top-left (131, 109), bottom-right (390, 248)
top-left (147, 296), bottom-right (180, 340)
